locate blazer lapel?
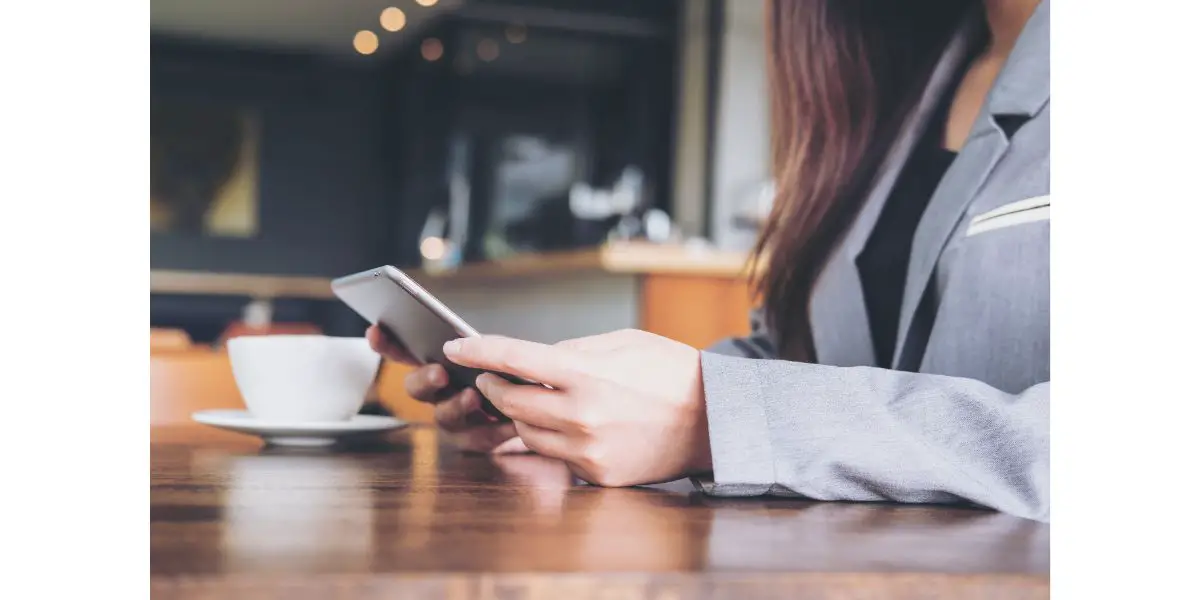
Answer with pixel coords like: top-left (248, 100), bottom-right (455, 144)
top-left (811, 15), bottom-right (982, 367)
top-left (892, 0), bottom-right (1051, 367)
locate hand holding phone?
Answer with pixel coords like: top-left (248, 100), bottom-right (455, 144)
top-left (332, 266), bottom-right (537, 420)
top-left (365, 323), bottom-right (448, 392)
top-left (365, 324), bottom-right (495, 434)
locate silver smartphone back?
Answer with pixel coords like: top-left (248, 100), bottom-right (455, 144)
top-left (331, 265), bottom-right (512, 418)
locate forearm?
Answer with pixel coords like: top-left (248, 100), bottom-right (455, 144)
top-left (696, 352), bottom-right (1050, 522)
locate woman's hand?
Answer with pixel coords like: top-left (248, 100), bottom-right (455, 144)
top-left (442, 329), bottom-right (712, 486)
top-left (366, 325), bottom-right (527, 454)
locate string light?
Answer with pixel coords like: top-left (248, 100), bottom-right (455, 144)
top-left (421, 38), bottom-right (444, 61)
top-left (420, 237), bottom-right (447, 260)
top-left (380, 7), bottom-right (406, 32)
top-left (353, 30), bottom-right (379, 55)
top-left (477, 38), bottom-right (499, 62)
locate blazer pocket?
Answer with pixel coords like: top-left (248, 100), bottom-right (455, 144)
top-left (966, 195), bottom-right (1050, 237)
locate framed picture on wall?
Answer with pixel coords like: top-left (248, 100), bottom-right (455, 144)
top-left (150, 101), bottom-right (260, 238)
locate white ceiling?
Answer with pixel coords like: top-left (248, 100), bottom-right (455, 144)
top-left (150, 0), bottom-right (464, 55)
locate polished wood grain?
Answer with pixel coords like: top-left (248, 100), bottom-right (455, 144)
top-left (640, 275), bottom-right (755, 349)
top-left (151, 426), bottom-right (1049, 600)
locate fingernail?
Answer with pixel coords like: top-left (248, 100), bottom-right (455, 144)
top-left (427, 369), bottom-right (442, 385)
top-left (475, 373), bottom-right (493, 391)
top-left (443, 339), bottom-right (463, 356)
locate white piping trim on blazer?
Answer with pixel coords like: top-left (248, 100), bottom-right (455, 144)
top-left (966, 195), bottom-right (1050, 237)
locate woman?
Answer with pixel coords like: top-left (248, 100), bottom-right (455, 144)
top-left (370, 0), bottom-right (1051, 521)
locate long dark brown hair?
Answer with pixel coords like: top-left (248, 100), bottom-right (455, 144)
top-left (753, 0), bottom-right (977, 361)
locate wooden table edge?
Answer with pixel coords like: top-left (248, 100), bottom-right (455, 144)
top-left (151, 571), bottom-right (1049, 599)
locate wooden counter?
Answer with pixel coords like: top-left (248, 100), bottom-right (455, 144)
top-left (419, 241), bottom-right (751, 282)
top-left (149, 242), bottom-right (752, 299)
top-left (149, 270), bottom-right (334, 300)
top-left (419, 242), bottom-right (756, 351)
top-left (150, 241), bottom-right (757, 349)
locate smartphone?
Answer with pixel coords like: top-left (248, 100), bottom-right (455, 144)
top-left (331, 265), bottom-right (534, 420)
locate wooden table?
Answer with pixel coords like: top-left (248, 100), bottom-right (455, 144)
top-left (151, 426), bottom-right (1050, 600)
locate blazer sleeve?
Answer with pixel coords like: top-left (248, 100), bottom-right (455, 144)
top-left (705, 307), bottom-right (779, 359)
top-left (693, 352), bottom-right (1051, 522)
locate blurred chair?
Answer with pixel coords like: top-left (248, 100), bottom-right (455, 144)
top-left (150, 327), bottom-right (193, 352)
top-left (216, 321), bottom-right (323, 347)
top-left (150, 349), bottom-right (244, 425)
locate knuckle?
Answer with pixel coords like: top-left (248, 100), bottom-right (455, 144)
top-left (403, 374), bottom-right (432, 398)
top-left (571, 405), bottom-right (603, 436)
top-left (435, 414), bottom-right (460, 433)
top-left (487, 385), bottom-right (515, 415)
top-left (435, 395), bottom-right (472, 431)
top-left (576, 446), bottom-right (616, 485)
top-left (517, 432), bottom-right (542, 455)
top-left (403, 375), bottom-right (425, 397)
top-left (505, 392), bottom-right (537, 423)
top-left (434, 402), bottom-right (456, 423)
top-left (577, 442), bottom-right (604, 469)
top-left (501, 400), bottom-right (526, 423)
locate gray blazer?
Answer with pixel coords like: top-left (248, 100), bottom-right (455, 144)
top-left (698, 2), bottom-right (1051, 522)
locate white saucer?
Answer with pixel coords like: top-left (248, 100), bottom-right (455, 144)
top-left (191, 410), bottom-right (408, 447)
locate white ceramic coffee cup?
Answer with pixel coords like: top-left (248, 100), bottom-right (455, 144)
top-left (227, 335), bottom-right (380, 422)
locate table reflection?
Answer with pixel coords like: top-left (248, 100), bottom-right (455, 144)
top-left (485, 454), bottom-right (714, 571)
top-left (151, 426), bottom-right (1048, 586)
top-left (221, 451), bottom-right (374, 572)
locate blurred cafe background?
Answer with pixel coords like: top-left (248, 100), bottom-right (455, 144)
top-left (149, 0), bottom-right (773, 422)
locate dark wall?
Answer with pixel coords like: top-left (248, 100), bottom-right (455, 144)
top-left (150, 38), bottom-right (393, 277)
top-left (150, 39), bottom-right (398, 339)
top-left (149, 0), bottom-right (681, 339)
